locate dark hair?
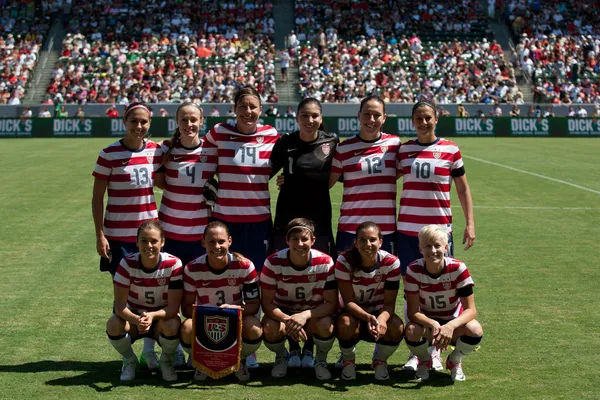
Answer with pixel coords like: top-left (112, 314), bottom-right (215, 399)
top-left (412, 100), bottom-right (438, 118)
top-left (203, 221), bottom-right (247, 262)
top-left (341, 221), bottom-right (382, 273)
top-left (137, 219), bottom-right (164, 240)
top-left (359, 95), bottom-right (386, 114)
top-left (234, 86), bottom-right (261, 108)
top-left (285, 218), bottom-right (316, 241)
top-left (124, 101), bottom-right (151, 119)
top-left (163, 102), bottom-right (204, 163)
top-left (297, 97), bottom-right (326, 131)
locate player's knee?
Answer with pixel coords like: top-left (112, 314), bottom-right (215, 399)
top-left (180, 318), bottom-right (193, 343)
top-left (465, 319), bottom-right (483, 337)
top-left (336, 314), bottom-right (358, 339)
top-left (159, 317), bottom-right (181, 337)
top-left (106, 314), bottom-right (126, 336)
top-left (314, 315), bottom-right (334, 337)
top-left (386, 315), bottom-right (404, 341)
top-left (404, 322), bottom-right (424, 341)
top-left (243, 315), bottom-right (262, 340)
top-left (262, 316), bottom-right (283, 341)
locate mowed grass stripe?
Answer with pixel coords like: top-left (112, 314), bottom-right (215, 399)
top-left (0, 138), bottom-right (599, 400)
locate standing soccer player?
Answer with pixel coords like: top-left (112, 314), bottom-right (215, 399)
top-left (106, 221), bottom-right (183, 382)
top-left (180, 222), bottom-right (263, 382)
top-left (329, 96), bottom-right (400, 254)
top-left (204, 86), bottom-right (280, 270)
top-left (92, 101), bottom-right (164, 369)
top-left (335, 222), bottom-right (404, 381)
top-left (270, 97), bottom-right (338, 256)
top-left (396, 100), bottom-right (475, 372)
top-left (260, 218), bottom-right (337, 380)
top-left (404, 224), bottom-right (483, 382)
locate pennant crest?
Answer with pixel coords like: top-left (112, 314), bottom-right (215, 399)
top-left (204, 316), bottom-right (229, 344)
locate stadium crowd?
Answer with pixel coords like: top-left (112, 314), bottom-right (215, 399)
top-left (506, 0), bottom-right (600, 104)
top-left (47, 0), bottom-right (277, 104)
top-left (0, 0), bottom-right (49, 105)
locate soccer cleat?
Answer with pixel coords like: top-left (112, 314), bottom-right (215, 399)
top-left (431, 348), bottom-right (443, 371)
top-left (246, 352), bottom-right (260, 369)
top-left (139, 351), bottom-right (159, 370)
top-left (287, 350), bottom-right (302, 368)
top-left (235, 359), bottom-right (250, 382)
top-left (446, 358), bottom-right (466, 381)
top-left (415, 360), bottom-right (432, 381)
top-left (159, 353), bottom-right (178, 382)
top-left (120, 357), bottom-right (137, 381)
top-left (334, 352), bottom-right (344, 368)
top-left (373, 360), bottom-right (390, 381)
top-left (314, 360), bottom-right (331, 380)
top-left (340, 360), bottom-right (356, 381)
top-left (403, 354), bottom-right (419, 371)
top-left (193, 369), bottom-right (207, 381)
top-left (271, 356), bottom-right (288, 378)
top-left (301, 351), bottom-right (315, 368)
top-left (173, 349), bottom-right (187, 369)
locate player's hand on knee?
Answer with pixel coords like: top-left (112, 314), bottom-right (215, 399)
top-left (367, 314), bottom-right (379, 339)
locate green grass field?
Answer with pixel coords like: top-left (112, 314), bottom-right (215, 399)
top-left (1, 138), bottom-right (599, 400)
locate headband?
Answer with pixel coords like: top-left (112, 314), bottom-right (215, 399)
top-left (124, 104), bottom-right (151, 117)
top-left (286, 224), bottom-right (315, 239)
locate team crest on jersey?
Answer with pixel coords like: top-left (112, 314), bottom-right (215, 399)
top-left (374, 273), bottom-right (382, 283)
top-left (228, 277), bottom-right (237, 286)
top-left (199, 155), bottom-right (207, 163)
top-left (256, 136), bottom-right (264, 144)
top-left (157, 278), bottom-right (166, 286)
top-left (308, 273), bottom-right (316, 283)
top-left (380, 145), bottom-right (388, 154)
top-left (433, 148), bottom-right (441, 159)
top-left (146, 155), bottom-right (154, 164)
top-left (321, 144), bottom-right (330, 156)
top-left (441, 275), bottom-right (452, 290)
top-left (204, 315), bottom-right (229, 344)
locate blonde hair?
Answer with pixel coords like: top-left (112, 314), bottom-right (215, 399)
top-left (418, 225), bottom-right (449, 247)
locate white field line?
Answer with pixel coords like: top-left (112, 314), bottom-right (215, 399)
top-left (463, 155), bottom-right (600, 196)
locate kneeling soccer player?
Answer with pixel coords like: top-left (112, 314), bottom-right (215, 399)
top-left (106, 220), bottom-right (183, 382)
top-left (404, 224), bottom-right (483, 382)
top-left (335, 221), bottom-right (404, 381)
top-left (180, 221), bottom-right (262, 382)
top-left (260, 218), bottom-right (337, 380)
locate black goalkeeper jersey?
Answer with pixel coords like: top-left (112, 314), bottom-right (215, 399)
top-left (270, 130), bottom-right (339, 236)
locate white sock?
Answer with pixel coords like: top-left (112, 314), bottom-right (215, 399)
top-left (374, 343), bottom-right (399, 362)
top-left (264, 338), bottom-right (286, 359)
top-left (406, 339), bottom-right (430, 362)
top-left (449, 337), bottom-right (479, 364)
top-left (242, 339), bottom-right (262, 358)
top-left (159, 334), bottom-right (179, 357)
top-left (313, 335), bottom-right (335, 362)
top-left (109, 334), bottom-right (136, 360)
top-left (143, 337), bottom-right (156, 353)
top-left (403, 303), bottom-right (414, 358)
top-left (340, 345), bottom-right (356, 362)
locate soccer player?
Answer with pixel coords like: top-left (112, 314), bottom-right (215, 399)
top-left (92, 101), bottom-right (164, 369)
top-left (404, 224), bottom-right (483, 382)
top-left (329, 96), bottom-right (400, 254)
top-left (260, 218), bottom-right (337, 380)
top-left (270, 98), bottom-right (338, 256)
top-left (396, 100), bottom-right (475, 371)
top-left (335, 222), bottom-right (404, 381)
top-left (180, 221), bottom-right (262, 382)
top-left (106, 221), bottom-right (183, 382)
top-left (156, 102), bottom-right (217, 266)
top-left (204, 86), bottom-right (280, 271)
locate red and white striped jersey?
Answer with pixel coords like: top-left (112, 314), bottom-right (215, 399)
top-left (397, 138), bottom-right (464, 236)
top-left (334, 249), bottom-right (401, 313)
top-left (158, 139), bottom-right (218, 241)
top-left (204, 123), bottom-right (280, 223)
top-left (404, 257), bottom-right (474, 320)
top-left (113, 252), bottom-right (183, 313)
top-left (260, 249), bottom-right (336, 312)
top-left (183, 253), bottom-right (259, 306)
top-left (92, 139), bottom-right (162, 242)
top-left (331, 133), bottom-right (400, 235)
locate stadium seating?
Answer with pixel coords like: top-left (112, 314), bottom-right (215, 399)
top-left (293, 0), bottom-right (519, 104)
top-left (48, 0), bottom-right (277, 104)
top-left (0, 0), bottom-right (50, 104)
